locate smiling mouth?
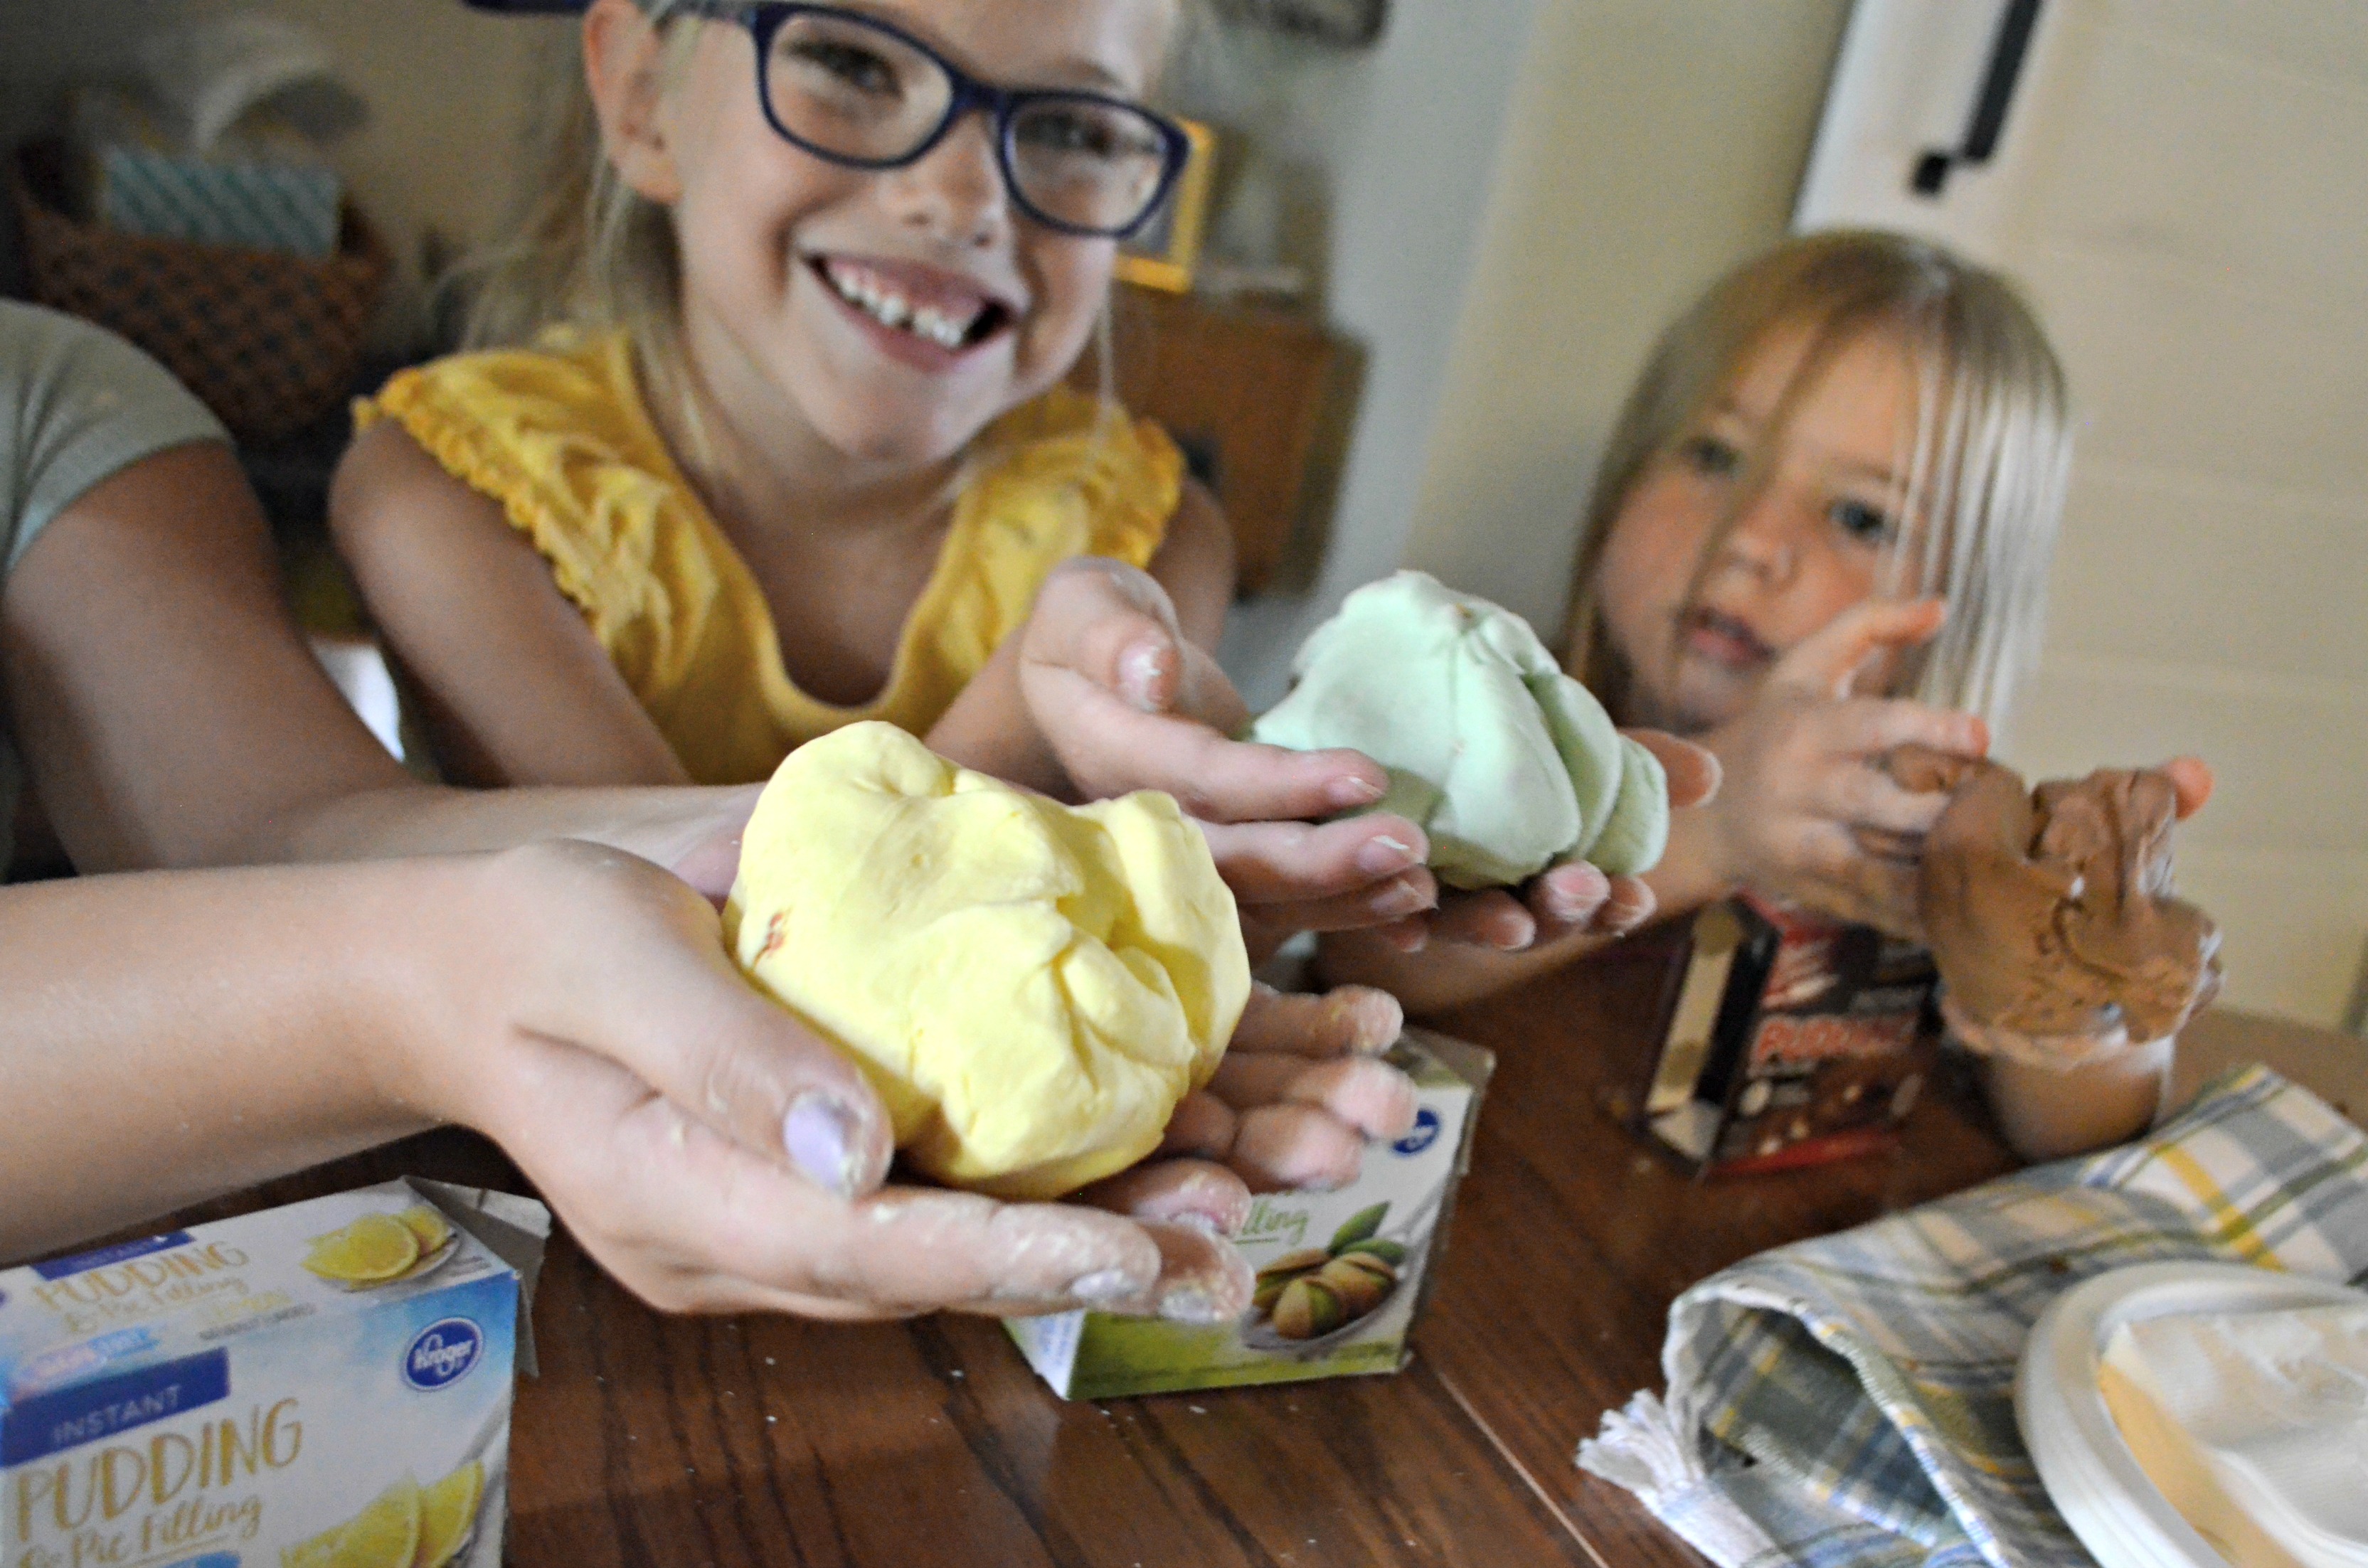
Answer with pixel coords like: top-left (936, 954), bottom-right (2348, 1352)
top-left (814, 257), bottom-right (1012, 352)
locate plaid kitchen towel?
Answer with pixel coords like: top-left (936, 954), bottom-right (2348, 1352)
top-left (1578, 1065), bottom-right (2368, 1567)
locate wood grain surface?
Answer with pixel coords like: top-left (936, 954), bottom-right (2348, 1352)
top-left (134, 940), bottom-right (2361, 1567)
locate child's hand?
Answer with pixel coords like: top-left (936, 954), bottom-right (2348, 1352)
top-left (1018, 560), bottom-right (1444, 953)
top-left (1403, 730), bottom-right (1723, 954)
top-left (1689, 598), bottom-right (1988, 934)
top-left (442, 841), bottom-right (1242, 1321)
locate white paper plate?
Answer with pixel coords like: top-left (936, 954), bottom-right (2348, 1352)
top-left (2016, 1259), bottom-right (2368, 1568)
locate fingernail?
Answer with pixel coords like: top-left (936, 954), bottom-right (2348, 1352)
top-left (1328, 774), bottom-right (1386, 809)
top-left (1374, 877), bottom-right (1430, 918)
top-left (782, 1093), bottom-right (863, 1200)
top-left (1119, 640), bottom-right (1167, 710)
top-left (1068, 1268), bottom-right (1140, 1304)
top-left (1157, 1285), bottom-right (1225, 1325)
top-left (1354, 835), bottom-right (1421, 877)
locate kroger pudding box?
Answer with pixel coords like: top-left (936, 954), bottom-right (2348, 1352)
top-left (2, 1178), bottom-right (543, 1568)
top-left (1007, 1028), bottom-right (1492, 1399)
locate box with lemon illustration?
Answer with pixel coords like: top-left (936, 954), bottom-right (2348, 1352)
top-left (1007, 1028), bottom-right (1492, 1399)
top-left (1, 1178), bottom-right (543, 1568)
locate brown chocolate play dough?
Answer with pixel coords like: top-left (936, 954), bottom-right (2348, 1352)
top-left (1891, 747), bottom-right (2222, 1062)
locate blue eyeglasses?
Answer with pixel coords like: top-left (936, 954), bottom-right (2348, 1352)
top-left (667, 2), bottom-right (1192, 238)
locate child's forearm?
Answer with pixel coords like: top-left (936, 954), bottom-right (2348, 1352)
top-left (1977, 1038), bottom-right (2174, 1163)
top-left (0, 860), bottom-right (464, 1261)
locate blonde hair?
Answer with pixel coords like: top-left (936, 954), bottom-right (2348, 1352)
top-left (1559, 228), bottom-right (2071, 734)
top-left (462, 1), bottom-right (706, 448)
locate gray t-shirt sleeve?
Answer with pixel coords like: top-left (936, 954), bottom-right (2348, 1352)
top-left (1, 300), bottom-right (228, 582)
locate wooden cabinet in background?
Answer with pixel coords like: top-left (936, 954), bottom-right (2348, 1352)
top-left (1072, 283), bottom-right (1359, 594)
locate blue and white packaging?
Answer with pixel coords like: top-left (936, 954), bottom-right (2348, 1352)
top-left (1, 1179), bottom-right (544, 1568)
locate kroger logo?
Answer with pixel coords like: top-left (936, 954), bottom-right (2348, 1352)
top-left (1390, 1107), bottom-right (1442, 1157)
top-left (403, 1318), bottom-right (484, 1391)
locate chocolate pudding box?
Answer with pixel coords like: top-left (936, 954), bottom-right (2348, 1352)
top-left (1636, 895), bottom-right (1940, 1174)
top-left (2, 1178), bottom-right (546, 1568)
top-left (1007, 1028), bottom-right (1492, 1400)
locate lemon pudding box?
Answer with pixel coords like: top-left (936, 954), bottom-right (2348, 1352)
top-left (2, 1178), bottom-right (544, 1568)
top-left (1007, 1028), bottom-right (1492, 1399)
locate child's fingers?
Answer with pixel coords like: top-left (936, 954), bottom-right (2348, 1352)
top-left (1527, 863), bottom-right (1657, 939)
top-left (1228, 981), bottom-right (1404, 1057)
top-left (1622, 728), bottom-right (1722, 809)
top-left (2162, 756), bottom-right (2214, 818)
top-left (1024, 557), bottom-right (1188, 711)
top-left (1829, 698), bottom-right (1988, 764)
top-left (1226, 1104), bottom-right (1366, 1193)
top-left (1766, 597), bottom-right (1949, 701)
top-left (1207, 1055), bottom-right (1419, 1141)
top-left (1809, 831), bottom-right (1926, 937)
top-left (1067, 708), bottom-right (1386, 821)
top-left (1199, 814), bottom-right (1429, 906)
top-left (1424, 887), bottom-right (1538, 951)
top-left (1824, 762), bottom-right (1960, 838)
top-left (1529, 860), bottom-right (1611, 928)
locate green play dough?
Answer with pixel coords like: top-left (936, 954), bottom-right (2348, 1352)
top-left (1251, 571), bottom-right (1669, 888)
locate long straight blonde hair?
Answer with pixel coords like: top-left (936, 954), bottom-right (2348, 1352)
top-left (461, 1), bottom-right (707, 447)
top-left (1559, 229), bottom-right (2072, 735)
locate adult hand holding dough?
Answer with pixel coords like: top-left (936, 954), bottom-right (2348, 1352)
top-left (1251, 572), bottom-right (1671, 889)
top-left (726, 722), bottom-right (1252, 1201)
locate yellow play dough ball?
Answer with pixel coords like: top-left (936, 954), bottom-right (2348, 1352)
top-left (724, 722), bottom-right (1251, 1200)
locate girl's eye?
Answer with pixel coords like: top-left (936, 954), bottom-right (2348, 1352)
top-left (1678, 434), bottom-right (1741, 479)
top-left (1830, 498), bottom-right (1897, 543)
top-left (1013, 105), bottom-right (1158, 164)
top-left (784, 38), bottom-right (903, 97)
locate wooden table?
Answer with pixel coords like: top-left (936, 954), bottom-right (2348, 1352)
top-left (186, 954), bottom-right (2363, 1567)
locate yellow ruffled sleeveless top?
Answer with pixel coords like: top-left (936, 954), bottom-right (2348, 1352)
top-left (356, 333), bottom-right (1181, 784)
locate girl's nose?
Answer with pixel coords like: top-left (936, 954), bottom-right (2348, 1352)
top-left (883, 112), bottom-right (1007, 248)
top-left (1716, 485), bottom-right (1800, 583)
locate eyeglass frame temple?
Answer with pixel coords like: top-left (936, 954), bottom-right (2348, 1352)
top-left (730, 1), bottom-right (1191, 238)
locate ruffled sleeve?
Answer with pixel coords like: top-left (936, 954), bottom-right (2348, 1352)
top-left (353, 335), bottom-right (734, 710)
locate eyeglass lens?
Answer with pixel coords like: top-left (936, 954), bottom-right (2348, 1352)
top-left (765, 10), bottom-right (1174, 233)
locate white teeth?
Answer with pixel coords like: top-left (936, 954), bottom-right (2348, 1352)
top-left (822, 262), bottom-right (979, 349)
top-left (913, 307), bottom-right (964, 349)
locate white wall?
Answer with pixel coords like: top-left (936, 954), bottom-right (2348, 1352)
top-left (1191, 1), bottom-right (1546, 706)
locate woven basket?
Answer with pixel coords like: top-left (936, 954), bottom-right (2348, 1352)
top-left (10, 138), bottom-right (391, 446)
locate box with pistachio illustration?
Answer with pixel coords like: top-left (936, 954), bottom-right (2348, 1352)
top-left (2, 1178), bottom-right (546, 1568)
top-left (1007, 1028), bottom-right (1492, 1399)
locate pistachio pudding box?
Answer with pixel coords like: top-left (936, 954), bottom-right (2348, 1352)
top-left (1007, 1028), bottom-right (1492, 1399)
top-left (2, 1178), bottom-right (546, 1568)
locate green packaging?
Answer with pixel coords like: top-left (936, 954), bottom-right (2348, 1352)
top-left (1005, 1029), bottom-right (1492, 1399)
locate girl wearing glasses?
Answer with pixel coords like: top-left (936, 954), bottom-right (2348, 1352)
top-left (327, 0), bottom-right (1477, 951)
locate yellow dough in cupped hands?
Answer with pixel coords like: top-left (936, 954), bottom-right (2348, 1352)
top-left (724, 722), bottom-right (1251, 1200)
